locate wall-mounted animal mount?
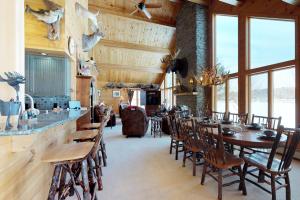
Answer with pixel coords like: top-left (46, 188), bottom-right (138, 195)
top-left (82, 29), bottom-right (105, 52)
top-left (161, 49), bottom-right (188, 78)
top-left (25, 0), bottom-right (64, 40)
top-left (75, 2), bottom-right (105, 52)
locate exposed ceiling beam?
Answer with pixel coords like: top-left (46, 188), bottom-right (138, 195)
top-left (89, 4), bottom-right (176, 28)
top-left (282, 0), bottom-right (300, 5)
top-left (219, 0), bottom-right (243, 6)
top-left (98, 63), bottom-right (164, 74)
top-left (99, 39), bottom-right (170, 54)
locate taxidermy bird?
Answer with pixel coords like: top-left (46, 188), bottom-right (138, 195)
top-left (130, 0), bottom-right (162, 19)
top-left (75, 2), bottom-right (99, 31)
top-left (0, 72), bottom-right (26, 101)
top-left (25, 0), bottom-right (64, 40)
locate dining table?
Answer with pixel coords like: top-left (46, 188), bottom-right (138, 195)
top-left (191, 117), bottom-right (287, 150)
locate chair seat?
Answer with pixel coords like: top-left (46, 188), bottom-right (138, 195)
top-left (72, 130), bottom-right (99, 141)
top-left (42, 142), bottom-right (94, 163)
top-left (207, 151), bottom-right (244, 169)
top-left (171, 135), bottom-right (184, 141)
top-left (244, 152), bottom-right (290, 173)
top-left (80, 123), bottom-right (101, 130)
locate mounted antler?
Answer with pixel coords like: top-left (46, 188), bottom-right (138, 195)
top-left (0, 72), bottom-right (26, 101)
top-left (161, 49), bottom-right (181, 65)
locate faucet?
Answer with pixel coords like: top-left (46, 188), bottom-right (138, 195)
top-left (24, 94), bottom-right (40, 118)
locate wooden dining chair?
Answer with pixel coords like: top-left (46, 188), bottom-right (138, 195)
top-left (180, 118), bottom-right (203, 176)
top-left (167, 115), bottom-right (184, 160)
top-left (228, 112), bottom-right (248, 124)
top-left (242, 126), bottom-right (300, 200)
top-left (199, 124), bottom-right (246, 200)
top-left (212, 111), bottom-right (226, 121)
top-left (251, 114), bottom-right (282, 130)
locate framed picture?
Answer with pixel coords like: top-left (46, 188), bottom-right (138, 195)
top-left (112, 90), bottom-right (121, 98)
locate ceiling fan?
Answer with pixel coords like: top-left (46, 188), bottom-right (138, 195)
top-left (130, 0), bottom-right (162, 19)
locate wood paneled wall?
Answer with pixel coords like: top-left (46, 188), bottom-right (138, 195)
top-left (99, 87), bottom-right (129, 114)
top-left (0, 121), bottom-right (76, 200)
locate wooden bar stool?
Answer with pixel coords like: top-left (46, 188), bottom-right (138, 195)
top-left (72, 128), bottom-right (105, 191)
top-left (73, 123), bottom-right (108, 167)
top-left (42, 142), bottom-right (95, 200)
top-left (79, 123), bottom-right (101, 130)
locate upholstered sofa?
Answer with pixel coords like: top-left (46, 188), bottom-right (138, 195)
top-left (121, 106), bottom-right (149, 137)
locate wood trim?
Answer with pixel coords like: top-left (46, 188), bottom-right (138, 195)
top-left (89, 4), bottom-right (176, 28)
top-left (268, 71), bottom-right (273, 119)
top-left (225, 79), bottom-right (229, 112)
top-left (238, 14), bottom-right (247, 114)
top-left (99, 39), bottom-right (170, 54)
top-left (98, 63), bottom-right (164, 74)
top-left (296, 16), bottom-right (300, 127)
top-left (246, 60), bottom-right (296, 75)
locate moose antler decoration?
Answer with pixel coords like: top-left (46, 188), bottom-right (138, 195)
top-left (161, 49), bottom-right (181, 66)
top-left (0, 72), bottom-right (26, 101)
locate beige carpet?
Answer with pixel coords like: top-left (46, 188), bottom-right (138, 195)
top-left (95, 123), bottom-right (300, 200)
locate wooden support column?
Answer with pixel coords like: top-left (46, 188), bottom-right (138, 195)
top-left (209, 1), bottom-right (216, 111)
top-left (238, 15), bottom-right (248, 114)
top-left (295, 16), bottom-right (300, 127)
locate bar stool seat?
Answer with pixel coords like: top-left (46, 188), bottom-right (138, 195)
top-left (79, 123), bottom-right (101, 130)
top-left (42, 142), bottom-right (94, 163)
top-left (72, 130), bottom-right (99, 141)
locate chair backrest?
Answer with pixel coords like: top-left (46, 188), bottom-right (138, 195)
top-left (267, 126), bottom-right (300, 172)
top-left (166, 115), bottom-right (179, 138)
top-left (196, 123), bottom-right (226, 164)
top-left (228, 112), bottom-right (248, 124)
top-left (212, 111), bottom-right (226, 121)
top-left (178, 118), bottom-right (196, 147)
top-left (251, 114), bottom-right (282, 130)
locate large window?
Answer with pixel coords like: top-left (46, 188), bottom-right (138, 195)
top-left (215, 15), bottom-right (238, 73)
top-left (273, 68), bottom-right (295, 128)
top-left (250, 73), bottom-right (268, 117)
top-left (216, 84), bottom-right (226, 112)
top-left (250, 18), bottom-right (295, 68)
top-left (228, 78), bottom-right (238, 113)
top-left (161, 73), bottom-right (176, 108)
top-left (213, 15), bottom-right (297, 128)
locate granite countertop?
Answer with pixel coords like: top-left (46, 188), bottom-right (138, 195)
top-left (0, 110), bottom-right (87, 136)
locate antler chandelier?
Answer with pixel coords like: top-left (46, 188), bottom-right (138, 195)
top-left (189, 64), bottom-right (229, 87)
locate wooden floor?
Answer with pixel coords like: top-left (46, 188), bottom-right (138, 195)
top-left (73, 123), bottom-right (300, 200)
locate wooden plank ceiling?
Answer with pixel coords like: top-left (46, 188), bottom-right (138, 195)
top-left (89, 0), bottom-right (181, 85)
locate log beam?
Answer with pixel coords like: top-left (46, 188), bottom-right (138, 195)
top-left (99, 39), bottom-right (170, 54)
top-left (98, 63), bottom-right (164, 74)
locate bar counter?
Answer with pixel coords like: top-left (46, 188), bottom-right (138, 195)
top-left (0, 110), bottom-right (88, 200)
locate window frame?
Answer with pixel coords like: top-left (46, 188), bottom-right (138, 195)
top-left (212, 14), bottom-right (297, 127)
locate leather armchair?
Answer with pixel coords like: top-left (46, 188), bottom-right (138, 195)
top-left (121, 106), bottom-right (149, 137)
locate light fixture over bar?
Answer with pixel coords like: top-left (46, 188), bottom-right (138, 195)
top-left (281, 0), bottom-right (300, 5)
top-left (219, 0), bottom-right (243, 6)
